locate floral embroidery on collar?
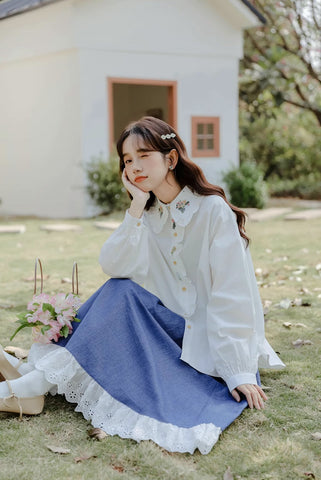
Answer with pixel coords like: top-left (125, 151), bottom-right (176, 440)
top-left (176, 200), bottom-right (190, 213)
top-left (145, 186), bottom-right (202, 233)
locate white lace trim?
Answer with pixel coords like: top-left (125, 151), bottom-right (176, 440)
top-left (28, 344), bottom-right (221, 455)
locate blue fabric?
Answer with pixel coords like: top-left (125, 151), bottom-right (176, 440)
top-left (58, 279), bottom-right (254, 430)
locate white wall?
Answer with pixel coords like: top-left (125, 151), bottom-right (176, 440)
top-left (75, 0), bottom-right (243, 194)
top-left (77, 49), bottom-right (239, 189)
top-left (0, 49), bottom-right (83, 217)
top-left (0, 0), bottom-right (251, 217)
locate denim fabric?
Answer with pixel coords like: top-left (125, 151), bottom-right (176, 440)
top-left (58, 278), bottom-right (250, 430)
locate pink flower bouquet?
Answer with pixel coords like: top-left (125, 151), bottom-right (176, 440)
top-left (10, 292), bottom-right (82, 344)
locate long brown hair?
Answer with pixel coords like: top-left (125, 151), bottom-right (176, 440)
top-left (117, 116), bottom-right (249, 246)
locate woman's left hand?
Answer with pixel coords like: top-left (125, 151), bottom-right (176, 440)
top-left (231, 384), bottom-right (267, 410)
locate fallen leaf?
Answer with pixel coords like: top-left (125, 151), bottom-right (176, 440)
top-left (295, 323), bottom-right (307, 328)
top-left (223, 466), bottom-right (234, 480)
top-left (74, 454), bottom-right (97, 463)
top-left (263, 300), bottom-right (272, 315)
top-left (292, 298), bottom-right (302, 306)
top-left (23, 274), bottom-right (50, 282)
top-left (315, 263), bottom-right (321, 271)
top-left (304, 473), bottom-right (315, 479)
top-left (112, 465), bottom-right (124, 473)
top-left (87, 428), bottom-right (108, 441)
top-left (0, 303), bottom-right (14, 309)
top-left (283, 322), bottom-right (292, 328)
top-left (274, 256), bottom-right (288, 262)
top-left (61, 277), bottom-right (72, 284)
top-left (46, 445), bottom-right (70, 454)
top-left (292, 339), bottom-right (313, 347)
top-left (279, 298), bottom-right (292, 309)
top-left (300, 287), bottom-right (312, 295)
top-left (311, 432), bottom-right (321, 441)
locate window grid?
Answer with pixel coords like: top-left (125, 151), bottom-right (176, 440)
top-left (191, 117), bottom-right (220, 158)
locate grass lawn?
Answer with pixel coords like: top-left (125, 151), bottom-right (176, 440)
top-left (0, 213), bottom-right (320, 480)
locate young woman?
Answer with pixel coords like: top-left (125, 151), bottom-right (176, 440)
top-left (0, 117), bottom-right (284, 454)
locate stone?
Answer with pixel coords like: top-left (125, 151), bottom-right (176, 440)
top-left (284, 209), bottom-right (321, 220)
top-left (245, 208), bottom-right (292, 222)
top-left (94, 221), bottom-right (121, 230)
top-left (0, 225), bottom-right (26, 234)
top-left (40, 224), bottom-right (81, 232)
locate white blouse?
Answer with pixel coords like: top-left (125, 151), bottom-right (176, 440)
top-left (99, 186), bottom-right (285, 391)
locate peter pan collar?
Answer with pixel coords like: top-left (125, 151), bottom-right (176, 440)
top-left (145, 186), bottom-right (202, 233)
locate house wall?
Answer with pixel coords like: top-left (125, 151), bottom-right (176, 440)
top-left (0, 48), bottom-right (83, 217)
top-left (0, 1), bottom-right (85, 217)
top-left (0, 0), bottom-right (252, 217)
top-left (74, 0), bottom-right (242, 196)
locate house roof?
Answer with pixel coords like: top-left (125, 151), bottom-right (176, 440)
top-left (0, 0), bottom-right (266, 23)
top-left (239, 0), bottom-right (266, 24)
top-left (0, 0), bottom-right (62, 19)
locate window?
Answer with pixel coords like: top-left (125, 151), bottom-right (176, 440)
top-left (191, 117), bottom-right (220, 157)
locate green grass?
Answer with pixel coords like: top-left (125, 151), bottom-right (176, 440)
top-left (0, 214), bottom-right (320, 480)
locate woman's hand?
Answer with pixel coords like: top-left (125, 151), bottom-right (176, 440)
top-left (122, 170), bottom-right (150, 218)
top-left (231, 384), bottom-right (267, 410)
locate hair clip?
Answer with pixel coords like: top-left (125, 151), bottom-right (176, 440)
top-left (161, 133), bottom-right (176, 140)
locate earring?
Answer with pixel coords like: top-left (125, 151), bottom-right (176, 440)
top-left (169, 165), bottom-right (174, 170)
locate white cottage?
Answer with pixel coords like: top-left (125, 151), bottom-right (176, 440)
top-left (0, 0), bottom-right (264, 218)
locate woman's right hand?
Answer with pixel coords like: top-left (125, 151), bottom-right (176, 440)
top-left (122, 170), bottom-right (150, 218)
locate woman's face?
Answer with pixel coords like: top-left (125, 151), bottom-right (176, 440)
top-left (122, 134), bottom-right (171, 194)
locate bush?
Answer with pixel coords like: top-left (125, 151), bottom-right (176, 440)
top-left (222, 161), bottom-right (268, 209)
top-left (86, 153), bottom-right (130, 214)
top-left (267, 174), bottom-right (321, 200)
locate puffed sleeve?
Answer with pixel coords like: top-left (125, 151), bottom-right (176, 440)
top-left (99, 210), bottom-right (149, 282)
top-left (206, 198), bottom-right (259, 392)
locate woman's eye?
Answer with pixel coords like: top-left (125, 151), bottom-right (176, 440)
top-left (141, 154), bottom-right (148, 158)
top-left (124, 159), bottom-right (132, 164)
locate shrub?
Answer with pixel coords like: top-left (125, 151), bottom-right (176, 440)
top-left (86, 153), bottom-right (130, 214)
top-left (267, 174), bottom-right (321, 200)
top-left (222, 161), bottom-right (268, 209)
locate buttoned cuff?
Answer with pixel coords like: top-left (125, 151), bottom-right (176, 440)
top-left (124, 210), bottom-right (145, 227)
top-left (226, 373), bottom-right (258, 392)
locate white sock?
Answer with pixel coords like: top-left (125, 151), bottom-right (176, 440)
top-left (0, 369), bottom-right (54, 398)
top-left (3, 350), bottom-right (33, 375)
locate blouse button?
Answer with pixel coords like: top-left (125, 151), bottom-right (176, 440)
top-left (187, 324), bottom-right (191, 329)
top-left (182, 287), bottom-right (187, 292)
top-left (174, 232), bottom-right (178, 237)
top-left (136, 222), bottom-right (141, 227)
top-left (173, 261), bottom-right (177, 265)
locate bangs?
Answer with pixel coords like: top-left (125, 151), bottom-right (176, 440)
top-left (127, 127), bottom-right (162, 153)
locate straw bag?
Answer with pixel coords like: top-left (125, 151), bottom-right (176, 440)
top-left (10, 258), bottom-right (82, 343)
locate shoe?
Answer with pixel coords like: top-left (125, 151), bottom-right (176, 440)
top-left (0, 345), bottom-right (22, 381)
top-left (0, 380), bottom-right (44, 419)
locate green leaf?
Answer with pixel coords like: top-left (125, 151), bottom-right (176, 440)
top-left (60, 325), bottom-right (69, 338)
top-left (10, 323), bottom-right (32, 341)
top-left (73, 317), bottom-right (81, 323)
top-left (41, 325), bottom-right (51, 334)
top-left (42, 303), bottom-right (56, 316)
top-left (17, 312), bottom-right (28, 322)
